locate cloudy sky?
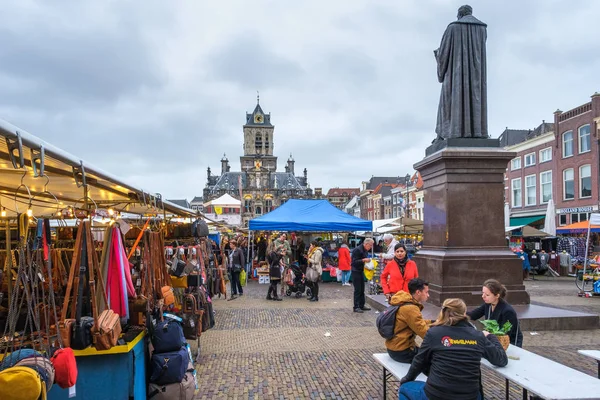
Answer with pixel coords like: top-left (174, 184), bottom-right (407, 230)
top-left (1, 0), bottom-right (599, 201)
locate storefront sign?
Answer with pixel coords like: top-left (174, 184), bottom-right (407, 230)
top-left (558, 206), bottom-right (595, 214)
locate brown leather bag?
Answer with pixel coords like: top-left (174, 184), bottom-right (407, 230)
top-left (92, 309), bottom-right (121, 350)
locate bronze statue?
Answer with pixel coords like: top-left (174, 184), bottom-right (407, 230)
top-left (434, 5), bottom-right (488, 141)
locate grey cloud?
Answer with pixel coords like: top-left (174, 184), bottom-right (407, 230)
top-left (207, 34), bottom-right (304, 89)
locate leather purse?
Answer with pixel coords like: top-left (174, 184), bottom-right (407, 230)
top-left (92, 309), bottom-right (121, 350)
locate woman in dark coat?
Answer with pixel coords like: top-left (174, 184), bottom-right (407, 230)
top-left (467, 279), bottom-right (523, 347)
top-left (266, 247), bottom-right (284, 301)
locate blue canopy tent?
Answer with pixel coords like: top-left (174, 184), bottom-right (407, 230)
top-left (249, 199), bottom-right (373, 232)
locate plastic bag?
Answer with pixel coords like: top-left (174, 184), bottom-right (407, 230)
top-left (365, 259), bottom-right (378, 271)
top-left (240, 269), bottom-right (247, 287)
top-left (364, 269), bottom-right (374, 281)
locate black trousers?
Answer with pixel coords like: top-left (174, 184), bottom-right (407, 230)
top-left (231, 270), bottom-right (243, 295)
top-left (387, 348), bottom-right (418, 364)
top-left (352, 270), bottom-right (365, 309)
top-left (267, 280), bottom-right (279, 298)
top-left (308, 280), bottom-right (319, 297)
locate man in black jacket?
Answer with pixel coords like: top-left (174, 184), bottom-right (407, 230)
top-left (350, 238), bottom-right (374, 313)
top-left (400, 318), bottom-right (507, 400)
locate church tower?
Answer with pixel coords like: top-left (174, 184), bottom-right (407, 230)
top-left (240, 95), bottom-right (277, 172)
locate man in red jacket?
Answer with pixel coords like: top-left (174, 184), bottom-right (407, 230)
top-left (380, 244), bottom-right (419, 302)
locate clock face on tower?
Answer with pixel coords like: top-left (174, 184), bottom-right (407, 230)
top-left (254, 113), bottom-right (263, 123)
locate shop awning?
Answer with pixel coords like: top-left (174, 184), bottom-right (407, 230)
top-left (556, 221), bottom-right (600, 234)
top-left (509, 215), bottom-right (545, 226)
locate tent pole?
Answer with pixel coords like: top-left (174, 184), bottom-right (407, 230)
top-left (582, 218), bottom-right (592, 293)
top-left (247, 231), bottom-right (252, 273)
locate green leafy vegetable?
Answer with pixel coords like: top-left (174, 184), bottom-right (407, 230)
top-left (480, 320), bottom-right (512, 336)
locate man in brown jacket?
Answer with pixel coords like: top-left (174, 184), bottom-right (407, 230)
top-left (385, 278), bottom-right (430, 363)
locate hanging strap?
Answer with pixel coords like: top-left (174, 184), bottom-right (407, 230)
top-left (61, 223), bottom-right (84, 321)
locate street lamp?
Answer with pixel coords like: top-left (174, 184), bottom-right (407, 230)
top-left (405, 173), bottom-right (411, 218)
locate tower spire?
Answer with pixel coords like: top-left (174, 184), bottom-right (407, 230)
top-left (257, 90), bottom-right (260, 105)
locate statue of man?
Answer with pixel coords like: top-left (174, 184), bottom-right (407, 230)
top-left (434, 5), bottom-right (488, 141)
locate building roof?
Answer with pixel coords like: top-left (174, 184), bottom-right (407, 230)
top-left (244, 101), bottom-right (273, 127)
top-left (206, 171), bottom-right (308, 194)
top-left (499, 121), bottom-right (555, 147)
top-left (527, 121), bottom-right (554, 139)
top-left (499, 128), bottom-right (530, 147)
top-left (365, 177), bottom-right (399, 191)
top-left (326, 188), bottom-right (360, 197)
top-left (167, 199), bottom-right (191, 209)
top-left (190, 196), bottom-right (203, 204)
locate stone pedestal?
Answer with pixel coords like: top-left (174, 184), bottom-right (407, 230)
top-left (413, 145), bottom-right (530, 306)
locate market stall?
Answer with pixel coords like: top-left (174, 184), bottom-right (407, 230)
top-left (0, 118), bottom-right (213, 399)
top-left (248, 199), bottom-right (372, 282)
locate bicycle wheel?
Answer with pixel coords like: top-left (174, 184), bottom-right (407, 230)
top-left (575, 270), bottom-right (593, 292)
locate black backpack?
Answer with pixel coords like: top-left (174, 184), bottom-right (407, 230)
top-left (376, 303), bottom-right (408, 340)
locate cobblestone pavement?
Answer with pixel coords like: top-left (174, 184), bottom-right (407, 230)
top-left (196, 277), bottom-right (600, 399)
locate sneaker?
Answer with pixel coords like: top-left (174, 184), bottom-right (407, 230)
top-left (353, 308), bottom-right (363, 313)
top-left (361, 306), bottom-right (371, 311)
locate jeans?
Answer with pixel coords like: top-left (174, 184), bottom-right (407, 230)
top-left (351, 270), bottom-right (365, 309)
top-left (399, 382), bottom-right (482, 400)
top-left (341, 270), bottom-right (351, 285)
top-left (231, 270), bottom-right (243, 295)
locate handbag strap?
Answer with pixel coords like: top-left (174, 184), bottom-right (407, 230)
top-left (85, 222), bottom-right (100, 329)
top-left (61, 223), bottom-right (84, 321)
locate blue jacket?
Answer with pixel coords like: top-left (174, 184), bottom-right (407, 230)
top-left (516, 251), bottom-right (530, 271)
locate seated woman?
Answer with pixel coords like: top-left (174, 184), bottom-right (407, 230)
top-left (399, 298), bottom-right (507, 400)
top-left (380, 244), bottom-right (418, 302)
top-left (467, 279), bottom-right (523, 347)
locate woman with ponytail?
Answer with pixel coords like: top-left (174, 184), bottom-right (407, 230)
top-left (467, 279), bottom-right (523, 347)
top-left (399, 298), bottom-right (507, 400)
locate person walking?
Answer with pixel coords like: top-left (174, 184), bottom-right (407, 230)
top-left (306, 241), bottom-right (323, 302)
top-left (467, 279), bottom-right (523, 347)
top-left (380, 243), bottom-right (418, 301)
top-left (338, 241), bottom-right (352, 286)
top-left (351, 238), bottom-right (374, 313)
top-left (228, 240), bottom-right (245, 299)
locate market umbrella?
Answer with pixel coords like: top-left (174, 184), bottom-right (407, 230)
top-left (542, 199), bottom-right (556, 236)
top-left (504, 202), bottom-right (510, 230)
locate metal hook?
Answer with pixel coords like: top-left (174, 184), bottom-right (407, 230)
top-left (14, 171), bottom-right (33, 215)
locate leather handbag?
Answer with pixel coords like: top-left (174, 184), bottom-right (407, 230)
top-left (92, 309), bottom-right (122, 350)
top-left (161, 286), bottom-right (175, 307)
top-left (182, 294), bottom-right (200, 340)
top-left (148, 363), bottom-right (196, 399)
top-left (149, 347), bottom-right (191, 385)
top-left (71, 316), bottom-right (94, 350)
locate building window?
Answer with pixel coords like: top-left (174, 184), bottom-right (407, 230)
top-left (511, 178), bottom-right (522, 208)
top-left (511, 157), bottom-right (521, 170)
top-left (580, 164), bottom-right (592, 198)
top-left (579, 125), bottom-right (591, 153)
top-left (524, 153), bottom-right (536, 167)
top-left (255, 205), bottom-right (262, 215)
top-left (563, 131), bottom-right (573, 157)
top-left (525, 175), bottom-right (536, 206)
top-left (572, 212), bottom-right (589, 223)
top-left (559, 214), bottom-right (567, 226)
top-left (563, 168), bottom-right (574, 200)
top-left (265, 199), bottom-right (273, 212)
top-left (540, 171), bottom-right (552, 204)
top-left (539, 147), bottom-right (552, 163)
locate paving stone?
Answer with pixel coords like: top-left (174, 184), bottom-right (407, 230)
top-left (196, 279), bottom-right (600, 399)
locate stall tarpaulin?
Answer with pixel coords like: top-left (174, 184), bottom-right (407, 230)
top-left (556, 220), bottom-right (600, 234)
top-left (248, 199), bottom-right (372, 232)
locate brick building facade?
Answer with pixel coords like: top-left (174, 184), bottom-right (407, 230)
top-left (553, 94), bottom-right (600, 226)
top-left (504, 93), bottom-right (600, 228)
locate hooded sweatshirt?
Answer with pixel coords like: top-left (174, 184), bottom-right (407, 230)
top-left (337, 244), bottom-right (351, 271)
top-left (385, 291), bottom-right (430, 352)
